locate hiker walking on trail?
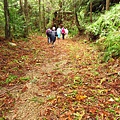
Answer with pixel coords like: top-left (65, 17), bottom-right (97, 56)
top-left (61, 27), bottom-right (65, 40)
top-left (46, 27), bottom-right (57, 47)
top-left (50, 31), bottom-right (56, 46)
top-left (52, 26), bottom-right (58, 37)
top-left (46, 28), bottom-right (52, 43)
top-left (50, 26), bottom-right (57, 46)
top-left (57, 26), bottom-right (61, 39)
top-left (65, 28), bottom-right (68, 39)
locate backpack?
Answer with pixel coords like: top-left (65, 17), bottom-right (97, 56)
top-left (55, 31), bottom-right (58, 36)
top-left (46, 29), bottom-right (51, 36)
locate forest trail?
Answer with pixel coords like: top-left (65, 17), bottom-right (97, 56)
top-left (1, 36), bottom-right (120, 120)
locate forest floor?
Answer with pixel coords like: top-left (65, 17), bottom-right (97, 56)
top-left (0, 35), bottom-right (120, 120)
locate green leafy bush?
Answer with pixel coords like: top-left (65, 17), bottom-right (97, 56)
top-left (9, 7), bottom-right (25, 38)
top-left (103, 32), bottom-right (120, 62)
top-left (86, 4), bottom-right (120, 61)
top-left (86, 4), bottom-right (120, 37)
top-left (69, 24), bottom-right (78, 37)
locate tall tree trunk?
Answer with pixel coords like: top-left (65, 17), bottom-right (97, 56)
top-left (39, 0), bottom-right (42, 34)
top-left (106, 0), bottom-right (110, 10)
top-left (90, 2), bottom-right (92, 23)
top-left (58, 0), bottom-right (62, 25)
top-left (4, 0), bottom-right (11, 39)
top-left (20, 0), bottom-right (23, 14)
top-left (43, 0), bottom-right (46, 32)
top-left (62, 0), bottom-right (63, 23)
top-left (74, 0), bottom-right (85, 35)
top-left (75, 12), bottom-right (84, 34)
top-left (24, 0), bottom-right (28, 37)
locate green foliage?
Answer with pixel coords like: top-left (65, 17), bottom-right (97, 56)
top-left (69, 25), bottom-right (78, 37)
top-left (87, 4), bottom-right (120, 37)
top-left (86, 4), bottom-right (120, 61)
top-left (20, 76), bottom-right (30, 82)
top-left (0, 117), bottom-right (5, 120)
top-left (9, 6), bottom-right (25, 38)
top-left (103, 32), bottom-right (120, 62)
top-left (0, 1), bottom-right (5, 35)
top-left (5, 74), bottom-right (17, 84)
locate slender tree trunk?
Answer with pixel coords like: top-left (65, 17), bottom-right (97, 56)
top-left (62, 0), bottom-right (63, 23)
top-left (74, 0), bottom-right (85, 34)
top-left (90, 2), bottom-right (92, 23)
top-left (24, 0), bottom-right (28, 37)
top-left (58, 0), bottom-right (62, 25)
top-left (39, 0), bottom-right (42, 34)
top-left (75, 12), bottom-right (84, 34)
top-left (4, 0), bottom-right (11, 39)
top-left (43, 0), bottom-right (46, 32)
top-left (106, 0), bottom-right (110, 10)
top-left (20, 0), bottom-right (23, 14)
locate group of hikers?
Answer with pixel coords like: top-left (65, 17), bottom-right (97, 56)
top-left (46, 26), bottom-right (68, 46)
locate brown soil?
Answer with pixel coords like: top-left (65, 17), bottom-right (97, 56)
top-left (0, 36), bottom-right (120, 120)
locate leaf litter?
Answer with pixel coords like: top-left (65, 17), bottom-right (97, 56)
top-left (0, 35), bottom-right (120, 120)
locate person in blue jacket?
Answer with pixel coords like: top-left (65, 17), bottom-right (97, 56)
top-left (57, 26), bottom-right (61, 39)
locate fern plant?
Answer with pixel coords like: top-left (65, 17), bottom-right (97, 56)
top-left (103, 32), bottom-right (120, 62)
top-left (86, 4), bottom-right (120, 61)
top-left (86, 4), bottom-right (120, 37)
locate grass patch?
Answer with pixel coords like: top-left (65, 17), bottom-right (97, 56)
top-left (5, 74), bottom-right (17, 84)
top-left (19, 76), bottom-right (30, 82)
top-left (29, 97), bottom-right (44, 104)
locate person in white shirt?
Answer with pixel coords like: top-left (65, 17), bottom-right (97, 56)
top-left (65, 28), bottom-right (68, 39)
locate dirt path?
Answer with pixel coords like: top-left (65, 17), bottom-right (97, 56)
top-left (1, 36), bottom-right (120, 120)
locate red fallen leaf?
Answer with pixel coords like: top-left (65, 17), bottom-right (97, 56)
top-left (4, 98), bottom-right (14, 105)
top-left (89, 107), bottom-right (98, 114)
top-left (21, 86), bottom-right (28, 93)
top-left (49, 82), bottom-right (57, 88)
top-left (67, 115), bottom-right (73, 120)
top-left (3, 97), bottom-right (15, 109)
top-left (45, 108), bottom-right (52, 116)
top-left (99, 110), bottom-right (110, 117)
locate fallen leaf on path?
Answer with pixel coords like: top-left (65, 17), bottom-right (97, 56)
top-left (76, 94), bottom-right (87, 101)
top-left (21, 86), bottom-right (28, 93)
top-left (73, 110), bottom-right (85, 120)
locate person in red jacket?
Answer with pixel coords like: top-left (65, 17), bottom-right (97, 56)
top-left (61, 27), bottom-right (65, 40)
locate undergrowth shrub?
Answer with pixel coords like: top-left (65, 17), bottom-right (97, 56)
top-left (103, 32), bottom-right (120, 62)
top-left (69, 25), bottom-right (78, 37)
top-left (86, 4), bottom-right (120, 61)
top-left (86, 4), bottom-right (120, 37)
